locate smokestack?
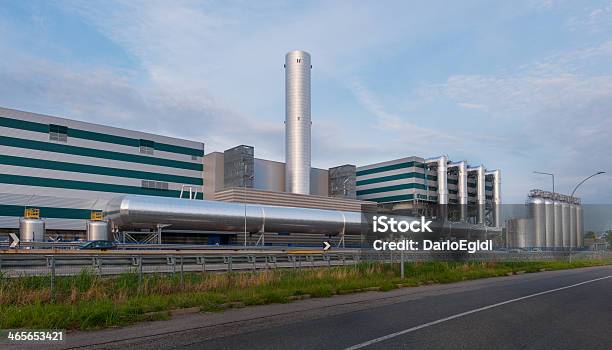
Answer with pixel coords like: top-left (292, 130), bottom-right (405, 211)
top-left (285, 50), bottom-right (312, 195)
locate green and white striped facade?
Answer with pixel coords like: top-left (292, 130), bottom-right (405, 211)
top-left (0, 107), bottom-right (204, 231)
top-left (356, 156), bottom-right (494, 204)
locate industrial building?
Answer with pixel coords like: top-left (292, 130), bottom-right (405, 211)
top-left (356, 156), bottom-right (501, 227)
top-left (1, 50), bottom-right (505, 247)
top-left (0, 106), bottom-right (204, 235)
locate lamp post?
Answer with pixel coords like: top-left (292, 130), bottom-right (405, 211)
top-left (568, 171), bottom-right (605, 261)
top-left (533, 171), bottom-right (555, 195)
top-left (570, 171), bottom-right (605, 199)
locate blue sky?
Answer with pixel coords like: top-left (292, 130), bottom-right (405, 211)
top-left (1, 0), bottom-right (611, 204)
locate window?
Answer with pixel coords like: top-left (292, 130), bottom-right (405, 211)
top-left (49, 124), bottom-right (68, 142)
top-left (141, 180), bottom-right (169, 191)
top-left (139, 139), bottom-right (155, 155)
top-left (191, 155), bottom-right (198, 161)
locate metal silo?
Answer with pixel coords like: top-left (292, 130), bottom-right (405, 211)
top-left (19, 217), bottom-right (45, 243)
top-left (561, 201), bottom-right (570, 248)
top-left (553, 199), bottom-right (563, 249)
top-left (285, 50), bottom-right (311, 195)
top-left (544, 198), bottom-right (555, 248)
top-left (527, 196), bottom-right (546, 248)
top-left (576, 204), bottom-right (583, 248)
top-left (86, 220), bottom-right (111, 241)
top-left (569, 203), bottom-right (577, 248)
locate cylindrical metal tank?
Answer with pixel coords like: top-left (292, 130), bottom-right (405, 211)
top-left (553, 200), bottom-right (563, 249)
top-left (569, 203), bottom-right (577, 248)
top-left (576, 205), bottom-right (583, 248)
top-left (105, 195), bottom-right (363, 235)
top-left (486, 169), bottom-right (502, 227)
top-left (561, 202), bottom-right (570, 248)
top-left (527, 197), bottom-right (546, 248)
top-left (285, 50), bottom-right (311, 195)
top-left (19, 218), bottom-right (45, 242)
top-left (507, 218), bottom-right (532, 248)
top-left (544, 198), bottom-right (555, 248)
top-left (449, 161), bottom-right (468, 221)
top-left (86, 220), bottom-right (111, 241)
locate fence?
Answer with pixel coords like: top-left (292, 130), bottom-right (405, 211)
top-left (0, 251), bottom-right (359, 279)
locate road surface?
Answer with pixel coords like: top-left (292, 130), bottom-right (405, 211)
top-left (15, 265), bottom-right (612, 349)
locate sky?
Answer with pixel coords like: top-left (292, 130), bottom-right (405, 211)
top-left (0, 0), bottom-right (611, 204)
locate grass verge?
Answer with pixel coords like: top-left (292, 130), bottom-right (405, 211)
top-left (0, 259), bottom-right (610, 330)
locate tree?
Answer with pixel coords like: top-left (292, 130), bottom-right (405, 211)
top-left (606, 230), bottom-right (612, 248)
top-left (584, 231), bottom-right (596, 239)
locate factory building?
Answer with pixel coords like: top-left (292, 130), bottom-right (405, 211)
top-left (0, 50), bottom-right (503, 247)
top-left (356, 156), bottom-right (501, 226)
top-left (0, 107), bottom-right (204, 235)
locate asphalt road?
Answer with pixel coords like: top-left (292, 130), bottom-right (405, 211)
top-left (17, 265), bottom-right (612, 350)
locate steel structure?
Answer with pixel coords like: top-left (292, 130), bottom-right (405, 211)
top-left (105, 195), bottom-right (362, 236)
top-left (285, 50), bottom-right (312, 195)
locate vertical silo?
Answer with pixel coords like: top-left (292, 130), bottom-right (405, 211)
top-left (576, 204), bottom-right (584, 248)
top-left (569, 202), bottom-right (577, 248)
top-left (456, 161), bottom-right (468, 221)
top-left (486, 170), bottom-right (502, 227)
top-left (553, 198), bottom-right (563, 249)
top-left (527, 196), bottom-right (546, 248)
top-left (470, 165), bottom-right (486, 224)
top-left (544, 197), bottom-right (555, 248)
top-left (561, 201), bottom-right (570, 248)
top-left (284, 50), bottom-right (312, 195)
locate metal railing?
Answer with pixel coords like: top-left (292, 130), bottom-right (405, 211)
top-left (0, 251), bottom-right (359, 278)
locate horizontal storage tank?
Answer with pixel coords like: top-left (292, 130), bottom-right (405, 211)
top-left (19, 218), bottom-right (45, 242)
top-left (553, 200), bottom-right (563, 249)
top-left (561, 202), bottom-right (570, 248)
top-left (527, 197), bottom-right (545, 248)
top-left (86, 220), bottom-right (111, 241)
top-left (105, 195), bottom-right (363, 235)
top-left (544, 198), bottom-right (555, 248)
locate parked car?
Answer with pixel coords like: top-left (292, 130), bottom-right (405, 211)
top-left (78, 240), bottom-right (116, 250)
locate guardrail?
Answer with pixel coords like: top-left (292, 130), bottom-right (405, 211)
top-left (0, 251), bottom-right (359, 278)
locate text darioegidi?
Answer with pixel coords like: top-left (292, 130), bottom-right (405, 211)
top-left (373, 239), bottom-right (493, 254)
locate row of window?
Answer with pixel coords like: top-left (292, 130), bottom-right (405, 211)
top-left (47, 124), bottom-right (199, 160)
top-left (141, 180), bottom-right (169, 190)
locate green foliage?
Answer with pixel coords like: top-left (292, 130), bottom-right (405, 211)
top-left (0, 259), bottom-right (609, 330)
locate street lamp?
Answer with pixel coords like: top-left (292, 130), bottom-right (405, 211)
top-left (570, 171), bottom-right (605, 199)
top-left (568, 171), bottom-right (605, 260)
top-left (533, 171), bottom-right (555, 195)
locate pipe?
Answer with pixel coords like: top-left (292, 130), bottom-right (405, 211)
top-left (468, 165), bottom-right (486, 224)
top-left (448, 161), bottom-right (468, 221)
top-left (485, 169), bottom-right (501, 227)
top-left (105, 195), bottom-right (363, 235)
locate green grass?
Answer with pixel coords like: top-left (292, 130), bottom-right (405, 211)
top-left (0, 259), bottom-right (610, 330)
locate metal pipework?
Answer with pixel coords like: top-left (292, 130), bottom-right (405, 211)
top-left (448, 161), bottom-right (468, 221)
top-left (285, 50), bottom-right (312, 195)
top-left (426, 156), bottom-right (448, 221)
top-left (468, 165), bottom-right (486, 224)
top-left (104, 195), bottom-right (363, 235)
top-left (485, 169), bottom-right (501, 227)
top-left (425, 156), bottom-right (448, 205)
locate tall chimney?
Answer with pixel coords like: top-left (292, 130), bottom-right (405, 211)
top-left (284, 50), bottom-right (312, 195)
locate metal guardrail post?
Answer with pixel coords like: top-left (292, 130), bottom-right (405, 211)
top-left (46, 255), bottom-right (56, 300)
top-left (323, 254), bottom-right (330, 267)
top-left (223, 256), bottom-right (233, 272)
top-left (180, 256), bottom-right (184, 289)
top-left (197, 256), bottom-right (206, 273)
top-left (247, 255), bottom-right (256, 271)
top-left (166, 255), bottom-right (176, 274)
